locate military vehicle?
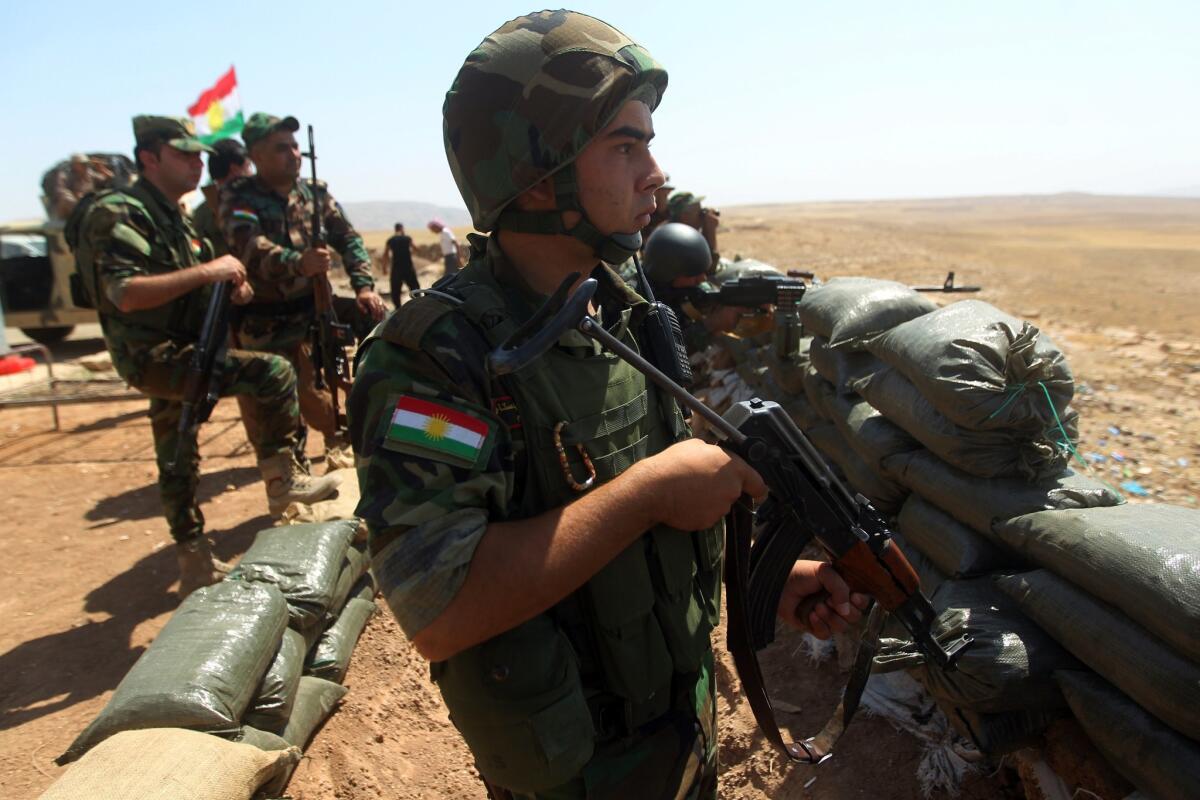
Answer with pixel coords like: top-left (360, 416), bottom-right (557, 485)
top-left (0, 218), bottom-right (96, 343)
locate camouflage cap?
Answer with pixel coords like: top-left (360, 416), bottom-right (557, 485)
top-left (444, 10), bottom-right (668, 232)
top-left (667, 191), bottom-right (704, 218)
top-left (242, 112), bottom-right (300, 149)
top-left (132, 115), bottom-right (214, 153)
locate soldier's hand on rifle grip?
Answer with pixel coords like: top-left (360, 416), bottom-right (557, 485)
top-left (777, 561), bottom-right (870, 639)
top-left (300, 246), bottom-right (332, 276)
top-left (629, 439), bottom-right (766, 531)
top-left (703, 304), bottom-right (753, 334)
top-left (204, 254), bottom-right (247, 286)
top-left (230, 282), bottom-right (255, 305)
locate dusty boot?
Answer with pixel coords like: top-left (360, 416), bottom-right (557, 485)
top-left (176, 538), bottom-right (226, 598)
top-left (323, 432), bottom-right (355, 473)
top-left (260, 452), bottom-right (342, 516)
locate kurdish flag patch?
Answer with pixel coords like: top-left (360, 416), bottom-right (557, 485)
top-left (385, 395), bottom-right (490, 465)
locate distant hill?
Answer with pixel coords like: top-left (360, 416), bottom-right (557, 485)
top-left (1152, 185), bottom-right (1200, 198)
top-left (342, 201), bottom-right (471, 231)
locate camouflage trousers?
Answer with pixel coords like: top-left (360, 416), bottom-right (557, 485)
top-left (507, 651), bottom-right (718, 800)
top-left (117, 338), bottom-right (301, 543)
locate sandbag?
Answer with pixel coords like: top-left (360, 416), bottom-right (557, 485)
top-left (281, 676), bottom-right (348, 750)
top-left (882, 450), bottom-right (1123, 538)
top-left (1056, 670), bottom-right (1200, 800)
top-left (824, 390), bottom-right (921, 472)
top-left (243, 628), bottom-right (306, 734)
top-left (851, 366), bottom-right (1077, 480)
top-left (348, 572), bottom-right (378, 603)
top-left (997, 570), bottom-right (1200, 741)
top-left (947, 706), bottom-right (1066, 757)
top-left (805, 421), bottom-right (907, 513)
top-left (224, 725), bottom-right (292, 752)
top-left (229, 519), bottom-right (358, 631)
top-left (801, 364), bottom-right (834, 421)
top-left (995, 504), bottom-right (1200, 663)
top-left (58, 582), bottom-right (288, 764)
top-left (42, 727), bottom-right (299, 800)
top-left (798, 277), bottom-right (937, 346)
top-left (865, 300), bottom-right (1073, 433)
top-left (808, 335), bottom-right (882, 394)
top-left (328, 544), bottom-right (370, 622)
top-left (307, 596), bottom-right (377, 683)
top-left (762, 337), bottom-right (812, 396)
top-left (897, 495), bottom-right (1025, 578)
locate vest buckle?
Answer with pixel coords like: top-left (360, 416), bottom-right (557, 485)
top-left (553, 421), bottom-right (596, 492)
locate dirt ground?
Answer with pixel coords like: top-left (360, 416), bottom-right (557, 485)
top-left (1, 195), bottom-right (1196, 799)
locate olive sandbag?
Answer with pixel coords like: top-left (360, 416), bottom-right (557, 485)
top-left (824, 390), bottom-right (921, 472)
top-left (281, 676), bottom-right (348, 750)
top-left (349, 571), bottom-right (378, 603)
top-left (865, 300), bottom-right (1074, 433)
top-left (762, 336), bottom-right (812, 395)
top-left (947, 705), bottom-right (1066, 756)
top-left (798, 277), bottom-right (937, 347)
top-left (1056, 670), bottom-right (1200, 800)
top-left (805, 421), bottom-right (907, 513)
top-left (996, 570), bottom-right (1200, 740)
top-left (243, 628), bottom-right (306, 733)
top-left (994, 504), bottom-right (1200, 663)
top-left (228, 519), bottom-right (358, 631)
top-left (57, 581), bottom-right (288, 764)
top-left (224, 724), bottom-right (293, 751)
top-left (327, 543), bottom-right (369, 622)
top-left (801, 364), bottom-right (834, 420)
top-left (913, 577), bottom-right (1079, 713)
top-left (881, 450), bottom-right (1123, 538)
top-left (809, 335), bottom-right (883, 394)
top-left (851, 366), bottom-right (1077, 480)
top-left (898, 495), bottom-right (1025, 578)
top-left (307, 596), bottom-right (377, 683)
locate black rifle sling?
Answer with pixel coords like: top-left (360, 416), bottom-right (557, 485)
top-left (723, 499), bottom-right (887, 765)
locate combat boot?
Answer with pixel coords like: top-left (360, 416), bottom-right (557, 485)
top-left (323, 431), bottom-right (355, 473)
top-left (260, 452), bottom-right (342, 516)
top-left (176, 537), bottom-right (228, 598)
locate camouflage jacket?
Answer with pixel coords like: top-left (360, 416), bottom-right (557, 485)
top-left (218, 175), bottom-right (374, 304)
top-left (192, 184), bottom-right (227, 257)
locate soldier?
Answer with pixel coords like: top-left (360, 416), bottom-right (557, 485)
top-left (193, 138), bottom-right (252, 257)
top-left (667, 190), bottom-right (721, 268)
top-left (69, 116), bottom-right (339, 596)
top-left (219, 112), bottom-right (386, 463)
top-left (349, 12), bottom-right (866, 799)
top-left (49, 154), bottom-right (114, 219)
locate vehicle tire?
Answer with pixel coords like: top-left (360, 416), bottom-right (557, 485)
top-left (20, 326), bottom-right (74, 344)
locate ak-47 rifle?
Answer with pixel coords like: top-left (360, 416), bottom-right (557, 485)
top-left (913, 270), bottom-right (982, 293)
top-left (668, 273), bottom-right (807, 360)
top-left (167, 280), bottom-right (231, 473)
top-left (488, 276), bottom-right (971, 765)
top-left (302, 125), bottom-right (354, 433)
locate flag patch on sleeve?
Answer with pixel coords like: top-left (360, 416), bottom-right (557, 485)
top-left (383, 395), bottom-right (491, 465)
top-left (231, 208), bottom-right (259, 225)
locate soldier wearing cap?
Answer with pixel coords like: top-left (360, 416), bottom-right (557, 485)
top-left (67, 115), bottom-right (340, 597)
top-left (49, 153), bottom-right (114, 219)
top-left (219, 112), bottom-right (386, 464)
top-left (668, 190), bottom-right (721, 269)
top-left (193, 138), bottom-right (253, 257)
top-left (348, 12), bottom-right (865, 798)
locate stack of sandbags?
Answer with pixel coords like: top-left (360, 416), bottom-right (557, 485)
top-left (993, 504), bottom-right (1200, 799)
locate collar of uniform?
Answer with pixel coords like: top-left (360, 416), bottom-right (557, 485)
top-left (132, 178), bottom-right (184, 224)
top-left (250, 174), bottom-right (302, 202)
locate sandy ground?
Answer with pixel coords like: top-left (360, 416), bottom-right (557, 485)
top-left (1, 195), bottom-right (1197, 799)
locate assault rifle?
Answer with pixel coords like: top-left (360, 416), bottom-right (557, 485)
top-left (669, 273), bottom-right (807, 361)
top-left (168, 280), bottom-right (231, 473)
top-left (302, 125), bottom-right (354, 432)
top-left (489, 276), bottom-right (970, 765)
top-left (913, 270), bottom-right (981, 293)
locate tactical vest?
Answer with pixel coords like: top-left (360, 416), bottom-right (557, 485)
top-left (67, 186), bottom-right (210, 343)
top-left (380, 258), bottom-right (723, 793)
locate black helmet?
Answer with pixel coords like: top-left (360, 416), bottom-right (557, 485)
top-left (643, 222), bottom-right (712, 287)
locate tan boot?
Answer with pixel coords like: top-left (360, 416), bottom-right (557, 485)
top-left (260, 452), bottom-right (342, 516)
top-left (176, 538), bottom-right (225, 598)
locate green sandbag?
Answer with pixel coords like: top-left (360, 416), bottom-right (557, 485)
top-left (307, 597), bottom-right (377, 683)
top-left (865, 300), bottom-right (1073, 433)
top-left (805, 421), bottom-right (907, 514)
top-left (57, 581), bottom-right (288, 764)
top-left (1056, 670), bottom-right (1200, 800)
top-left (229, 519), bottom-right (358, 631)
top-left (762, 337), bottom-right (812, 396)
top-left (244, 628), bottom-right (306, 733)
top-left (222, 725), bottom-right (292, 751)
top-left (798, 277), bottom-right (937, 346)
top-left (281, 676), bottom-right (348, 750)
top-left (808, 335), bottom-right (882, 394)
top-left (327, 544), bottom-right (369, 623)
top-left (349, 571), bottom-right (377, 603)
top-left (801, 364), bottom-right (834, 420)
top-left (824, 390), bottom-right (921, 472)
top-left (881, 450), bottom-right (1123, 538)
top-left (911, 578), bottom-right (1079, 713)
top-left (947, 705), bottom-right (1066, 756)
top-left (994, 504), bottom-right (1200, 663)
top-left (851, 366), bottom-right (1077, 481)
top-left (898, 495), bottom-right (1025, 578)
top-left (996, 570), bottom-right (1200, 741)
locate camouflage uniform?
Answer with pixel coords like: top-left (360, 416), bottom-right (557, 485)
top-left (76, 146), bottom-right (301, 543)
top-left (219, 128), bottom-right (375, 444)
top-left (351, 12), bottom-right (719, 798)
top-left (191, 185), bottom-right (227, 257)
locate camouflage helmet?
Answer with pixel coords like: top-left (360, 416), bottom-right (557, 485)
top-left (643, 222), bottom-right (712, 288)
top-left (444, 10), bottom-right (667, 261)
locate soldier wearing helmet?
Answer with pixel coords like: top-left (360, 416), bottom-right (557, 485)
top-left (348, 11), bottom-right (864, 798)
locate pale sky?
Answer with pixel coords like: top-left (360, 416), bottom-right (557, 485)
top-left (2, 0), bottom-right (1197, 221)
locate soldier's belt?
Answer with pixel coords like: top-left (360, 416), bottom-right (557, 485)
top-left (229, 294), bottom-right (316, 320)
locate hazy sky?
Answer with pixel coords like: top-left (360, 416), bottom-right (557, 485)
top-left (2, 0), bottom-right (1197, 220)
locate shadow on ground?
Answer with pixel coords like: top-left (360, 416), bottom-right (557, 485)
top-left (86, 464), bottom-right (261, 526)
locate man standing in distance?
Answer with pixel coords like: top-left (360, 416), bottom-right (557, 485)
top-left (427, 218), bottom-right (458, 276)
top-left (381, 222), bottom-right (418, 306)
top-left (349, 12), bottom-right (866, 798)
top-left (220, 113), bottom-right (386, 462)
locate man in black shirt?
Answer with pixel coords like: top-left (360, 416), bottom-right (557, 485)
top-left (382, 223), bottom-right (417, 306)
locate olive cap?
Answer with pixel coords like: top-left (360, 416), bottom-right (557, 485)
top-left (242, 112), bottom-right (300, 149)
top-left (132, 115), bottom-right (214, 153)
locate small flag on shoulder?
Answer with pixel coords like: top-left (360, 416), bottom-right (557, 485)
top-left (188, 66), bottom-right (244, 144)
top-left (385, 395), bottom-right (490, 465)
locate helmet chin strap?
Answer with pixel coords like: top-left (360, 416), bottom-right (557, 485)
top-left (496, 165), bottom-right (643, 265)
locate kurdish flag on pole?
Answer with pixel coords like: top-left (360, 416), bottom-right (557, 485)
top-left (188, 66), bottom-right (244, 145)
top-left (386, 395), bottom-right (490, 465)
